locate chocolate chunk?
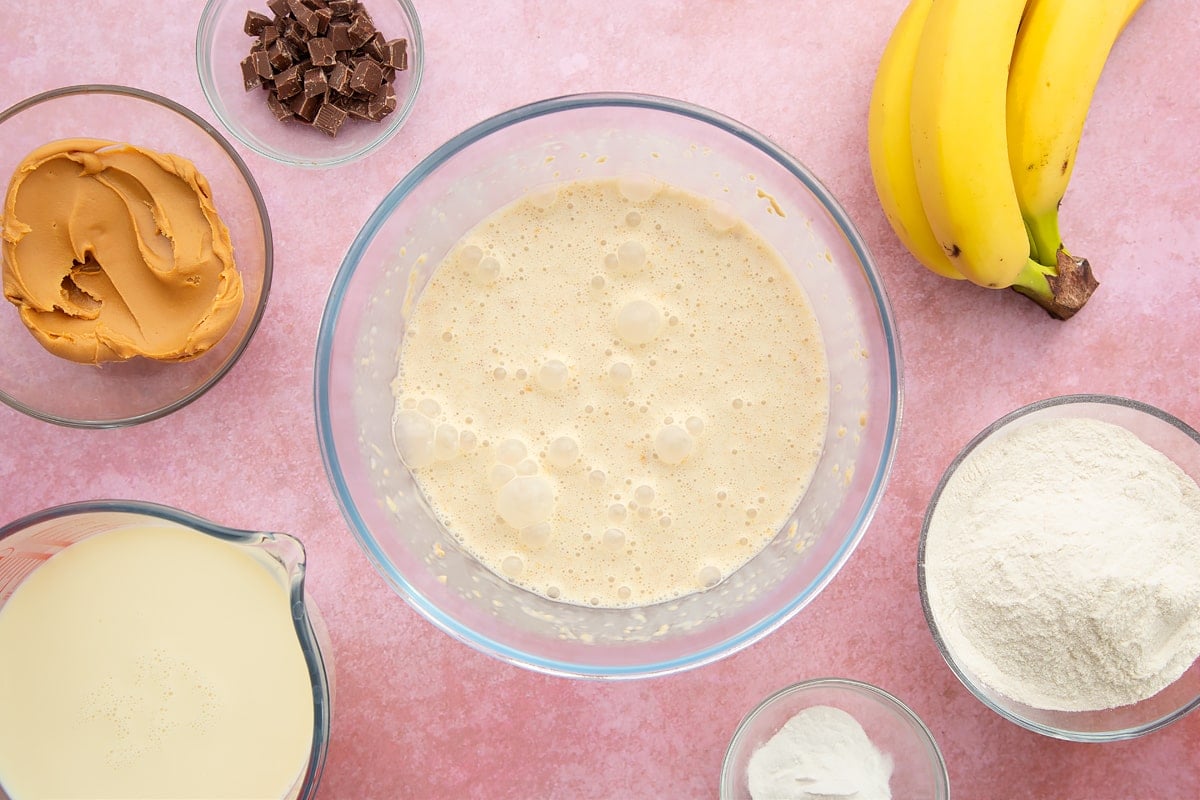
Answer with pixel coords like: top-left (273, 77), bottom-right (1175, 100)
top-left (329, 21), bottom-right (353, 50)
top-left (261, 24), bottom-right (280, 46)
top-left (366, 83), bottom-right (396, 120)
top-left (346, 14), bottom-right (375, 48)
top-left (304, 67), bottom-right (329, 97)
top-left (381, 37), bottom-right (407, 70)
top-left (329, 0), bottom-right (353, 17)
top-left (244, 10), bottom-right (272, 36)
top-left (307, 36), bottom-right (336, 67)
top-left (343, 97), bottom-right (371, 119)
top-left (241, 55), bottom-right (263, 90)
top-left (267, 0), bottom-right (290, 17)
top-left (266, 91), bottom-right (293, 121)
top-left (349, 58), bottom-right (383, 95)
top-left (313, 102), bottom-right (348, 137)
top-left (267, 38), bottom-right (293, 71)
top-left (289, 91), bottom-right (324, 122)
top-left (313, 6), bottom-right (333, 34)
top-left (273, 65), bottom-right (303, 99)
top-left (362, 31), bottom-right (386, 61)
top-left (327, 61), bottom-right (352, 94)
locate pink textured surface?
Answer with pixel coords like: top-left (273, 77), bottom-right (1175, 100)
top-left (2, 1), bottom-right (1199, 797)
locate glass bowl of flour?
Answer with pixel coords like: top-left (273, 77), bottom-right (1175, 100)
top-left (920, 394), bottom-right (1200, 741)
top-left (315, 93), bottom-right (901, 678)
top-left (720, 678), bottom-right (949, 799)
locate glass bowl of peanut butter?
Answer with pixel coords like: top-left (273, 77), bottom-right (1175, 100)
top-left (0, 85), bottom-right (272, 427)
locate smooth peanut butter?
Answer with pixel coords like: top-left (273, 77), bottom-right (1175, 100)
top-left (2, 139), bottom-right (244, 364)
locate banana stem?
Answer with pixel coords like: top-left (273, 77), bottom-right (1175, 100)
top-left (1011, 250), bottom-right (1099, 320)
top-left (1025, 212), bottom-right (1064, 266)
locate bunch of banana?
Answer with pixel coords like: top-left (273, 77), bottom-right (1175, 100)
top-left (868, 0), bottom-right (1145, 319)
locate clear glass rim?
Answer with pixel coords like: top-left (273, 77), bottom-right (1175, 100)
top-left (917, 392), bottom-right (1200, 741)
top-left (0, 499), bottom-right (330, 798)
top-left (195, 0), bottom-right (426, 169)
top-left (719, 677), bottom-right (950, 799)
top-left (0, 84), bottom-right (274, 429)
top-left (313, 92), bottom-right (903, 678)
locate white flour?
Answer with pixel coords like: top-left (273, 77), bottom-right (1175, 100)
top-left (924, 416), bottom-right (1200, 711)
top-left (747, 705), bottom-right (892, 800)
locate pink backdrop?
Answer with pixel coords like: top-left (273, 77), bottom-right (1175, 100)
top-left (2, 1), bottom-right (1198, 797)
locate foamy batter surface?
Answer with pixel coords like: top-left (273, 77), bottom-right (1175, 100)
top-left (394, 178), bottom-right (828, 607)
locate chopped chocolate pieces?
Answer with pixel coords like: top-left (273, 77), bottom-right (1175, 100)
top-left (303, 67), bottom-right (329, 97)
top-left (349, 58), bottom-right (383, 95)
top-left (382, 37), bottom-right (407, 70)
top-left (266, 92), bottom-right (292, 121)
top-left (307, 36), bottom-right (336, 67)
top-left (288, 91), bottom-right (323, 122)
top-left (273, 65), bottom-right (303, 100)
top-left (244, 10), bottom-right (272, 36)
top-left (241, 0), bottom-right (410, 137)
top-left (327, 61), bottom-right (352, 95)
top-left (329, 21), bottom-right (353, 50)
top-left (313, 102), bottom-right (348, 137)
top-left (267, 38), bottom-right (292, 71)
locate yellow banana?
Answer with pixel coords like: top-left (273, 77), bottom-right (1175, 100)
top-left (867, 0), bottom-right (963, 281)
top-left (909, 0), bottom-right (1035, 291)
top-left (1007, 0), bottom-right (1146, 266)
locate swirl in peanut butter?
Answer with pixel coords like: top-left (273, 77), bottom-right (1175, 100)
top-left (2, 139), bottom-right (244, 364)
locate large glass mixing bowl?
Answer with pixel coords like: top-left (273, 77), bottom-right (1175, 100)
top-left (315, 93), bottom-right (902, 678)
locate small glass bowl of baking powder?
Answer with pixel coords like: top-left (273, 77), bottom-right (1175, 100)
top-left (919, 394), bottom-right (1200, 741)
top-left (196, 0), bottom-right (424, 168)
top-left (720, 678), bottom-right (949, 799)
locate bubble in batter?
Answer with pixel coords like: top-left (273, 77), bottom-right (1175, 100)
top-left (616, 300), bottom-right (664, 345)
top-left (698, 565), bottom-right (722, 588)
top-left (634, 485), bottom-right (655, 504)
top-left (434, 423), bottom-right (459, 461)
top-left (617, 175), bottom-right (661, 203)
top-left (685, 416), bottom-right (705, 435)
top-left (460, 244), bottom-right (483, 267)
top-left (603, 528), bottom-right (626, 550)
top-left (495, 475), bottom-right (555, 530)
top-left (393, 409), bottom-right (437, 469)
top-left (537, 359), bottom-right (568, 392)
top-left (588, 469), bottom-right (606, 486)
top-left (501, 555), bottom-right (525, 577)
top-left (497, 438), bottom-right (527, 465)
top-left (519, 522), bottom-right (553, 549)
top-left (473, 256), bottom-right (502, 285)
top-left (547, 436), bottom-right (580, 469)
top-left (654, 424), bottom-right (694, 465)
top-left (616, 241), bottom-right (647, 275)
top-left (607, 503), bottom-right (627, 523)
top-left (459, 430), bottom-right (478, 451)
top-left (609, 361), bottom-right (633, 386)
top-left (516, 459), bottom-right (539, 476)
top-left (625, 210), bottom-right (641, 227)
top-left (418, 398), bottom-right (441, 418)
top-left (488, 463), bottom-right (515, 489)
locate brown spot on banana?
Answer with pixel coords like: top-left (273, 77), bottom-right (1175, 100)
top-left (944, 243), bottom-right (961, 258)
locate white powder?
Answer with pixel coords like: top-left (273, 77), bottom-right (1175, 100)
top-left (746, 705), bottom-right (892, 800)
top-left (924, 416), bottom-right (1200, 711)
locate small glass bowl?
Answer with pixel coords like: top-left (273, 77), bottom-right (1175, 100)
top-left (918, 394), bottom-right (1200, 741)
top-left (0, 85), bottom-right (272, 428)
top-left (196, 0), bottom-right (424, 168)
top-left (720, 678), bottom-right (949, 799)
top-left (0, 500), bottom-right (332, 799)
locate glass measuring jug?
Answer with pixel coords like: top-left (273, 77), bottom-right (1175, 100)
top-left (0, 500), bottom-right (332, 800)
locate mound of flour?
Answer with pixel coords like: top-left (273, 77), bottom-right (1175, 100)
top-left (924, 416), bottom-right (1200, 711)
